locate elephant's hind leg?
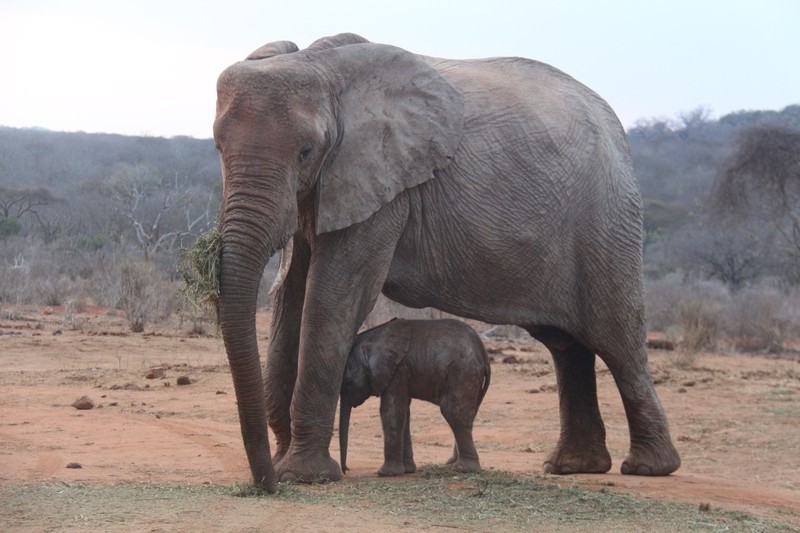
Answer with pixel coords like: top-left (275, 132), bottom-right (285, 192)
top-left (445, 443), bottom-right (458, 465)
top-left (439, 399), bottom-right (481, 473)
top-left (532, 329), bottom-right (612, 475)
top-left (600, 346), bottom-right (681, 476)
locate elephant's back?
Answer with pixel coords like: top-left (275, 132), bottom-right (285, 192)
top-left (427, 55), bottom-right (629, 153)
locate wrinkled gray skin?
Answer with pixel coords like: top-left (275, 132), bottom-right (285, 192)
top-left (214, 33), bottom-right (681, 490)
top-left (339, 319), bottom-right (491, 477)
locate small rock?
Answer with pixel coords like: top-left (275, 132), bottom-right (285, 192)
top-left (71, 395), bottom-right (95, 410)
top-left (677, 387), bottom-right (687, 393)
top-left (646, 338), bottom-right (675, 351)
top-left (502, 355), bottom-right (519, 364)
top-left (66, 462), bottom-right (82, 469)
top-left (145, 366), bottom-right (167, 379)
top-left (216, 390), bottom-right (227, 395)
top-left (52, 329), bottom-right (63, 336)
top-left (176, 376), bottom-right (191, 386)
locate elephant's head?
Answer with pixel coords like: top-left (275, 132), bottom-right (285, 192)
top-left (213, 34), bottom-right (463, 488)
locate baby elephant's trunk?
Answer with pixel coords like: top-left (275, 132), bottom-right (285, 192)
top-left (339, 399), bottom-right (352, 472)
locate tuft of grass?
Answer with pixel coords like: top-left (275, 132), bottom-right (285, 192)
top-left (679, 299), bottom-right (722, 352)
top-left (179, 228), bottom-right (222, 328)
top-left (670, 350), bottom-right (700, 369)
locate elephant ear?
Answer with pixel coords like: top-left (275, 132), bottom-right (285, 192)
top-left (313, 43), bottom-right (465, 234)
top-left (246, 40), bottom-right (299, 60)
top-left (366, 343), bottom-right (407, 396)
top-left (364, 319), bottom-right (412, 394)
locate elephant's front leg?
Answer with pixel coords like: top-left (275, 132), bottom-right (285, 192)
top-left (378, 388), bottom-right (411, 477)
top-left (274, 208), bottom-right (407, 483)
top-left (264, 237), bottom-right (310, 464)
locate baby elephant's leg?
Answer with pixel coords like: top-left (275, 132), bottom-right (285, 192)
top-left (446, 443), bottom-right (459, 465)
top-left (378, 392), bottom-right (410, 477)
top-left (439, 394), bottom-right (481, 473)
top-left (402, 406), bottom-right (416, 474)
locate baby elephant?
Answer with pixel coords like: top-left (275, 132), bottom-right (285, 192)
top-left (339, 318), bottom-right (491, 477)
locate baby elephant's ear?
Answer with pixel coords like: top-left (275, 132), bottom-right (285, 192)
top-left (367, 347), bottom-right (405, 395)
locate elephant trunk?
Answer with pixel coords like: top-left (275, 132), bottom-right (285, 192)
top-left (339, 398), bottom-right (352, 473)
top-left (216, 160), bottom-right (298, 491)
top-left (218, 236), bottom-right (275, 491)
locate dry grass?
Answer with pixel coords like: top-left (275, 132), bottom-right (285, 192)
top-left (3, 470), bottom-right (795, 532)
top-left (679, 299), bottom-right (723, 352)
top-left (236, 467), bottom-right (793, 532)
top-left (179, 228), bottom-right (222, 327)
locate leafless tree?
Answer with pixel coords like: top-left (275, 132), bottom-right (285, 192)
top-left (669, 217), bottom-right (775, 289)
top-left (105, 164), bottom-right (214, 260)
top-left (713, 126), bottom-right (800, 266)
top-left (0, 186), bottom-right (57, 219)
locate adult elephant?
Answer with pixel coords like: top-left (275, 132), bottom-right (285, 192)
top-left (214, 33), bottom-right (680, 491)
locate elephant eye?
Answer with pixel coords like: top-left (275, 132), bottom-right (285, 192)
top-left (298, 142), bottom-right (314, 163)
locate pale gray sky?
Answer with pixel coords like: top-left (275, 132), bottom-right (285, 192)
top-left (1, 0), bottom-right (797, 138)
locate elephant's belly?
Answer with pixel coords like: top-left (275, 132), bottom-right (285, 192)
top-left (384, 174), bottom-right (577, 326)
top-left (382, 240), bottom-right (568, 327)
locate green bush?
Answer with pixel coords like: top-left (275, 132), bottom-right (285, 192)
top-left (0, 217), bottom-right (22, 239)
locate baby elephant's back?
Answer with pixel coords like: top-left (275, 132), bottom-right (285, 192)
top-left (416, 319), bottom-right (487, 363)
top-left (400, 319), bottom-right (490, 403)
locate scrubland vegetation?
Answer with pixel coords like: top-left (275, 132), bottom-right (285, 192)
top-left (1, 104), bottom-right (799, 352)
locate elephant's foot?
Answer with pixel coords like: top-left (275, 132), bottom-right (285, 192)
top-left (543, 444), bottom-right (612, 475)
top-left (453, 458), bottom-right (481, 473)
top-left (620, 441), bottom-right (681, 476)
top-left (271, 444), bottom-right (289, 466)
top-left (404, 459), bottom-right (417, 474)
top-left (275, 449), bottom-right (342, 483)
top-left (269, 429), bottom-right (291, 465)
top-left (378, 461), bottom-right (407, 477)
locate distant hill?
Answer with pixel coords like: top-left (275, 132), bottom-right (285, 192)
top-left (1, 103), bottom-right (799, 276)
top-left (0, 127), bottom-right (219, 195)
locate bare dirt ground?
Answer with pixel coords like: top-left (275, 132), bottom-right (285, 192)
top-left (1, 305), bottom-right (799, 531)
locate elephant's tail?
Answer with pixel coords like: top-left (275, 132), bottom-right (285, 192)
top-left (477, 356), bottom-right (491, 409)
